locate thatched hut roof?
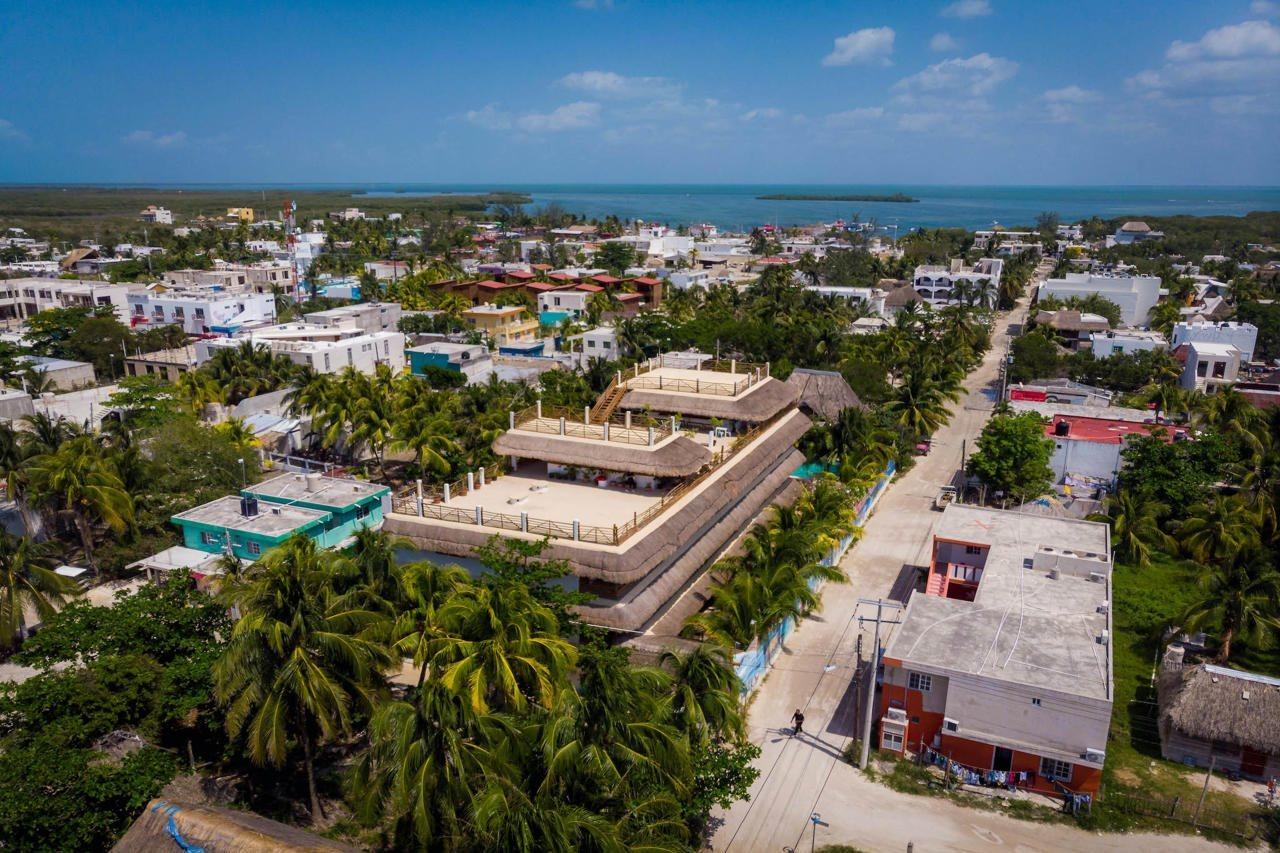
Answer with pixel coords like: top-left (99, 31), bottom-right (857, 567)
top-left (492, 431), bottom-right (712, 477)
top-left (1158, 664), bottom-right (1280, 755)
top-left (784, 368), bottom-right (864, 421)
top-left (620, 376), bottom-right (798, 423)
top-left (113, 799), bottom-right (356, 852)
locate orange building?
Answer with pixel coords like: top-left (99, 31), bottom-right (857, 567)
top-left (878, 505), bottom-right (1113, 798)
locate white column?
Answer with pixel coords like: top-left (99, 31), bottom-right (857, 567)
top-left (415, 479), bottom-right (423, 517)
top-left (603, 422), bottom-right (610, 440)
top-left (572, 519), bottom-right (580, 540)
top-left (479, 468), bottom-right (486, 488)
top-left (625, 411), bottom-right (632, 429)
top-left (520, 512), bottom-right (528, 532)
top-left (648, 426), bottom-right (655, 446)
top-left (509, 410), bottom-right (515, 429)
top-left (559, 417), bottom-right (566, 435)
top-left (731, 359), bottom-right (737, 374)
top-left (584, 406), bottom-right (590, 423)
top-left (475, 506), bottom-right (483, 524)
top-left (536, 399), bottom-right (542, 418)
top-left (467, 471), bottom-right (475, 492)
top-left (443, 482), bottom-right (451, 503)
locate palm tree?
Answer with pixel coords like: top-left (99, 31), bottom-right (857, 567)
top-left (0, 532), bottom-right (80, 648)
top-left (1087, 490), bottom-right (1171, 567)
top-left (659, 644), bottom-right (744, 745)
top-left (885, 369), bottom-right (960, 437)
top-left (1176, 495), bottom-right (1258, 564)
top-left (391, 407), bottom-right (457, 479)
top-left (1148, 300), bottom-right (1182, 337)
top-left (470, 774), bottom-right (625, 853)
top-left (432, 582), bottom-right (576, 713)
top-left (349, 679), bottom-right (508, 849)
top-left (26, 437), bottom-right (134, 572)
top-left (0, 421), bottom-right (39, 538)
top-left (536, 643), bottom-right (691, 812)
top-left (214, 417), bottom-right (261, 461)
top-left (1181, 549), bottom-right (1280, 664)
top-left (214, 535), bottom-right (391, 819)
top-left (175, 371), bottom-right (225, 419)
top-left (21, 411), bottom-right (79, 455)
top-left (390, 560), bottom-right (471, 688)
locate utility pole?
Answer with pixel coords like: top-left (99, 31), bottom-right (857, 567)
top-left (857, 597), bottom-right (904, 769)
top-left (1192, 755), bottom-right (1215, 826)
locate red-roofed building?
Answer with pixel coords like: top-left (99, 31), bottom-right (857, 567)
top-left (1045, 414), bottom-right (1190, 492)
top-left (628, 276), bottom-right (664, 306)
top-left (575, 282), bottom-right (604, 293)
top-left (590, 274), bottom-right (623, 287)
top-left (547, 272), bottom-right (574, 283)
top-left (502, 270), bottom-right (535, 282)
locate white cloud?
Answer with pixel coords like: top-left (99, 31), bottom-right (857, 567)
top-left (1166, 19), bottom-right (1280, 60)
top-left (1043, 85), bottom-right (1100, 103)
top-left (822, 26), bottom-right (895, 67)
top-left (0, 119), bottom-right (25, 141)
top-left (558, 70), bottom-right (682, 99)
top-left (1250, 0), bottom-right (1278, 16)
top-left (740, 107), bottom-right (785, 121)
top-left (464, 105), bottom-right (512, 130)
top-left (896, 112), bottom-right (951, 131)
top-left (823, 107), bottom-right (885, 127)
top-left (1041, 85), bottom-right (1101, 123)
top-left (1128, 20), bottom-right (1280, 109)
top-left (929, 32), bottom-right (959, 52)
top-left (123, 129), bottom-right (187, 148)
top-left (941, 0), bottom-right (992, 19)
top-left (516, 101), bottom-right (601, 132)
top-left (893, 53), bottom-right (1017, 97)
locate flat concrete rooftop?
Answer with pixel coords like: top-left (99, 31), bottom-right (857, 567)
top-left (250, 473), bottom-right (387, 508)
top-left (174, 495), bottom-right (327, 537)
top-left (889, 505), bottom-right (1113, 700)
top-left (440, 464), bottom-right (665, 529)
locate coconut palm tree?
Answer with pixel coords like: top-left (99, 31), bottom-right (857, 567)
top-left (349, 679), bottom-right (508, 849)
top-left (885, 369), bottom-right (960, 437)
top-left (390, 560), bottom-right (471, 688)
top-left (431, 582), bottom-right (576, 714)
top-left (26, 437), bottom-right (134, 572)
top-left (1087, 490), bottom-right (1171, 567)
top-left (391, 408), bottom-right (457, 479)
top-left (536, 643), bottom-right (691, 810)
top-left (1176, 495), bottom-right (1259, 564)
top-left (659, 644), bottom-right (744, 745)
top-left (1148, 300), bottom-right (1182, 337)
top-left (1181, 548), bottom-right (1280, 664)
top-left (470, 774), bottom-right (626, 853)
top-left (214, 417), bottom-right (261, 461)
top-left (21, 411), bottom-right (79, 455)
top-left (0, 421), bottom-right (39, 538)
top-left (214, 534), bottom-right (391, 819)
top-left (175, 371), bottom-right (225, 419)
top-left (0, 532), bottom-right (80, 648)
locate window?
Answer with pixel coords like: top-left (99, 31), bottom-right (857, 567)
top-left (355, 504), bottom-right (369, 520)
top-left (1212, 362), bottom-right (1226, 379)
top-left (1039, 757), bottom-right (1072, 782)
top-left (1197, 361), bottom-right (1208, 377)
top-left (1031, 697), bottom-right (1042, 707)
top-left (323, 353), bottom-right (331, 370)
top-left (348, 350), bottom-right (354, 365)
top-left (246, 541), bottom-right (262, 556)
top-left (881, 731), bottom-right (904, 750)
top-left (965, 545), bottom-right (983, 555)
top-left (943, 718), bottom-right (959, 732)
top-left (588, 340), bottom-right (596, 348)
top-left (195, 308), bottom-right (205, 319)
top-left (908, 672), bottom-right (932, 692)
top-left (173, 307), bottom-right (184, 318)
top-left (201, 531), bottom-right (219, 546)
top-left (603, 341), bottom-right (612, 350)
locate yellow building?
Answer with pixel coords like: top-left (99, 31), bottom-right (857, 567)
top-left (462, 304), bottom-right (540, 346)
top-left (225, 207), bottom-right (255, 224)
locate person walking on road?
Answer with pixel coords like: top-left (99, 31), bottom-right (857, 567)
top-left (791, 709), bottom-right (805, 737)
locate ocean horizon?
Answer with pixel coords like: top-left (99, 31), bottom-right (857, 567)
top-left (13, 182), bottom-right (1280, 231)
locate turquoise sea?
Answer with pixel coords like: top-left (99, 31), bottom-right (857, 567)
top-left (358, 183), bottom-right (1280, 231)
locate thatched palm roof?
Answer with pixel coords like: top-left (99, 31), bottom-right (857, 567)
top-left (784, 368), bottom-right (864, 421)
top-left (113, 799), bottom-right (356, 852)
top-left (492, 431), bottom-right (712, 477)
top-left (620, 376), bottom-right (798, 423)
top-left (1158, 664), bottom-right (1280, 755)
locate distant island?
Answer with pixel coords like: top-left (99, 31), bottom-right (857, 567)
top-left (757, 192), bottom-right (919, 203)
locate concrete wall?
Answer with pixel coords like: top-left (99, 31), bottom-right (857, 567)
top-left (1049, 437), bottom-right (1123, 484)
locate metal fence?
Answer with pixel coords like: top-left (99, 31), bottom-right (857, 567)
top-left (1100, 788), bottom-right (1278, 842)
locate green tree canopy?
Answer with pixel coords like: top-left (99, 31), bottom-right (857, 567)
top-left (965, 412), bottom-right (1055, 503)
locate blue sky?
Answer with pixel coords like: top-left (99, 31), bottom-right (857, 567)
top-left (2, 0), bottom-right (1278, 185)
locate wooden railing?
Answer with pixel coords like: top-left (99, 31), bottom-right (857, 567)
top-left (391, 409), bottom-right (788, 546)
top-left (511, 404), bottom-right (676, 446)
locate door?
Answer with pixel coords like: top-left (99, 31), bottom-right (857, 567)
top-left (993, 747), bottom-right (1013, 772)
top-left (1241, 746), bottom-right (1267, 779)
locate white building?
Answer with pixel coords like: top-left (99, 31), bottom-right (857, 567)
top-left (197, 324), bottom-right (405, 375)
top-left (913, 258), bottom-right (1003, 307)
top-left (1180, 342), bottom-right (1241, 394)
top-left (164, 261), bottom-right (297, 298)
top-left (537, 289), bottom-right (590, 318)
top-left (304, 302), bottom-right (403, 335)
top-left (1088, 329), bottom-right (1168, 358)
top-left (1171, 320), bottom-right (1258, 364)
top-left (139, 205), bottom-right (173, 225)
top-left (128, 288), bottom-right (277, 336)
top-left (1039, 273), bottom-right (1162, 326)
top-left (1112, 221), bottom-right (1164, 246)
top-left (806, 285), bottom-right (887, 316)
top-left (667, 270), bottom-right (711, 290)
top-left (0, 278), bottom-right (132, 325)
top-left (569, 326), bottom-right (619, 365)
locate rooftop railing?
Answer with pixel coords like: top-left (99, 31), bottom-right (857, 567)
top-left (389, 408), bottom-right (786, 546)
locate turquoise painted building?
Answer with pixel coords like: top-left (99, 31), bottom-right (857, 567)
top-left (171, 473), bottom-right (390, 561)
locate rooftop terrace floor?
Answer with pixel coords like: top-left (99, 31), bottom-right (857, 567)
top-left (440, 463), bottom-right (667, 529)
